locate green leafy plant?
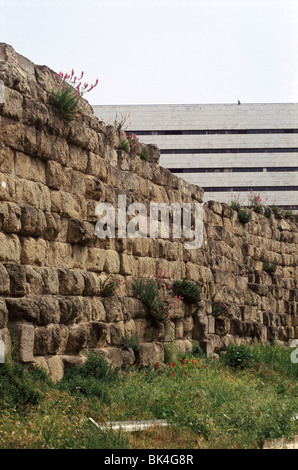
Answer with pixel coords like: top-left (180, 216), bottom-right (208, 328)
top-left (52, 70), bottom-right (98, 122)
top-left (113, 112), bottom-right (131, 132)
top-left (134, 269), bottom-right (180, 326)
top-left (57, 353), bottom-right (117, 402)
top-left (248, 190), bottom-right (266, 214)
top-left (263, 259), bottom-right (277, 274)
top-left (223, 344), bottom-right (254, 370)
top-left (230, 194), bottom-right (241, 211)
top-left (140, 145), bottom-right (150, 161)
top-left (264, 207), bottom-right (271, 218)
top-left (126, 133), bottom-right (139, 152)
top-left (120, 335), bottom-right (140, 352)
top-left (284, 210), bottom-right (295, 221)
top-left (171, 279), bottom-right (202, 308)
top-left (119, 138), bottom-right (130, 153)
top-left (0, 358), bottom-right (48, 409)
top-left (100, 276), bottom-right (122, 297)
top-left (270, 204), bottom-right (279, 213)
top-left (211, 293), bottom-right (229, 318)
top-left (237, 208), bottom-right (252, 224)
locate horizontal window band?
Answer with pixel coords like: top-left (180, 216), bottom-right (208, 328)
top-left (203, 186), bottom-right (298, 192)
top-left (169, 167), bottom-right (298, 173)
top-left (279, 205), bottom-right (298, 210)
top-left (130, 129), bottom-right (298, 136)
top-left (161, 148), bottom-right (298, 154)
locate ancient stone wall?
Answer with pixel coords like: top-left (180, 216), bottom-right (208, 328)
top-left (0, 44), bottom-right (297, 381)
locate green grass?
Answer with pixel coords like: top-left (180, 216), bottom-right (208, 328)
top-left (0, 343), bottom-right (297, 449)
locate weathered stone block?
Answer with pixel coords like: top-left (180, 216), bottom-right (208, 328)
top-left (10, 321), bottom-right (34, 362)
top-left (47, 355), bottom-right (64, 383)
top-left (60, 354), bottom-right (87, 369)
top-left (38, 267), bottom-right (59, 294)
top-left (101, 297), bottom-right (123, 323)
top-left (34, 323), bottom-right (61, 355)
top-left (5, 263), bottom-right (27, 296)
top-left (86, 247), bottom-right (107, 272)
top-left (91, 297), bottom-right (106, 322)
top-left (0, 264), bottom-right (10, 295)
top-left (85, 321), bottom-right (109, 348)
top-left (58, 268), bottom-right (85, 296)
top-left (85, 175), bottom-right (105, 201)
top-left (94, 347), bottom-right (123, 368)
top-left (104, 250), bottom-right (120, 274)
top-left (67, 218), bottom-right (95, 245)
top-left (0, 298), bottom-right (8, 328)
top-left (138, 342), bottom-right (164, 367)
top-left (57, 324), bottom-right (69, 354)
top-left (3, 202), bottom-right (21, 233)
top-left (58, 296), bottom-right (83, 324)
top-left (46, 160), bottom-right (64, 190)
top-left (6, 297), bottom-right (40, 323)
top-left (19, 205), bottom-right (46, 237)
top-left (66, 324), bottom-right (88, 352)
top-left (109, 321), bottom-right (125, 346)
top-left (0, 143), bottom-right (14, 175)
top-left (38, 296), bottom-right (61, 325)
top-left (43, 211), bottom-right (61, 241)
top-left (33, 356), bottom-right (50, 374)
top-left (68, 144), bottom-right (88, 173)
top-left (20, 237), bottom-right (48, 265)
top-left (15, 151), bottom-right (31, 179)
top-left (121, 348), bottom-right (136, 367)
top-left (215, 317), bottom-right (230, 335)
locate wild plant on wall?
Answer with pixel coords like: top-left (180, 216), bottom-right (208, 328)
top-left (52, 69), bottom-right (98, 122)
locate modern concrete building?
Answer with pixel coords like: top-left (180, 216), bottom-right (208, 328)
top-left (93, 104), bottom-right (298, 210)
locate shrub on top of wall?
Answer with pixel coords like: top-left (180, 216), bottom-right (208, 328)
top-left (237, 208), bottom-right (252, 224)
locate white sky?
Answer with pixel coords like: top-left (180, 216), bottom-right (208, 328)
top-left (1, 0), bottom-right (298, 105)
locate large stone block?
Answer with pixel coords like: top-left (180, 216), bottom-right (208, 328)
top-left (39, 267), bottom-right (59, 294)
top-left (85, 176), bottom-right (105, 201)
top-left (6, 297), bottom-right (40, 323)
top-left (20, 237), bottom-right (48, 265)
top-left (104, 250), bottom-right (120, 274)
top-left (46, 160), bottom-right (65, 190)
top-left (47, 355), bottom-right (64, 383)
top-left (38, 296), bottom-right (61, 325)
top-left (66, 324), bottom-right (88, 352)
top-left (215, 317), bottom-right (230, 335)
top-left (19, 205), bottom-right (46, 237)
top-left (5, 263), bottom-right (27, 296)
top-left (0, 298), bottom-right (8, 328)
top-left (43, 211), bottom-right (61, 241)
top-left (0, 233), bottom-right (22, 263)
top-left (109, 321), bottom-right (125, 346)
top-left (101, 297), bottom-right (123, 323)
top-left (34, 323), bottom-right (61, 355)
top-left (0, 143), bottom-right (14, 175)
top-left (10, 321), bottom-right (34, 362)
top-left (83, 321), bottom-right (109, 348)
top-left (2, 202), bottom-right (21, 233)
top-left (93, 347), bottom-right (123, 369)
top-left (68, 144), bottom-right (89, 173)
top-left (91, 297), bottom-right (106, 322)
top-left (58, 268), bottom-right (85, 296)
top-left (0, 264), bottom-right (10, 295)
top-left (67, 218), bottom-right (95, 245)
top-left (138, 342), bottom-right (164, 367)
top-left (58, 296), bottom-right (83, 324)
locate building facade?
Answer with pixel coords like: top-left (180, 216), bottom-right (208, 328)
top-left (92, 104), bottom-right (298, 209)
